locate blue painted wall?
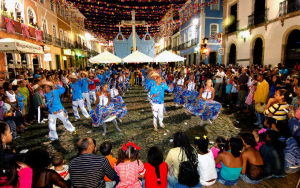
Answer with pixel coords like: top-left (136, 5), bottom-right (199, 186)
top-left (114, 32), bottom-right (155, 59)
top-left (179, 0), bottom-right (223, 65)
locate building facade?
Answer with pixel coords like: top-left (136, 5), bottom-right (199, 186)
top-left (176, 0), bottom-right (223, 65)
top-left (222, 0), bottom-right (300, 67)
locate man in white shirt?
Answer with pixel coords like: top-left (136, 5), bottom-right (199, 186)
top-left (214, 67), bottom-right (225, 97)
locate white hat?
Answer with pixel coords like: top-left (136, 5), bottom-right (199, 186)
top-left (33, 84), bottom-right (39, 90)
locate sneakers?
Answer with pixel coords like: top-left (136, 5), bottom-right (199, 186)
top-left (42, 118), bottom-right (48, 121)
top-left (38, 120), bottom-right (46, 124)
top-left (154, 126), bottom-right (158, 132)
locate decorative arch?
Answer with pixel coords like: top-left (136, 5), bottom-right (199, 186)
top-left (250, 34), bottom-right (265, 66)
top-left (117, 33), bottom-right (124, 41)
top-left (226, 40), bottom-right (238, 65)
top-left (144, 33), bottom-right (151, 41)
top-left (27, 7), bottom-right (36, 25)
top-left (281, 25), bottom-right (300, 65)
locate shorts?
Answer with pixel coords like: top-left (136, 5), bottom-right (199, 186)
top-left (22, 101), bottom-right (29, 115)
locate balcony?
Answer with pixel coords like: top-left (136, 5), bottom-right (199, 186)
top-left (279, 0), bottom-right (300, 16)
top-left (54, 37), bottom-right (61, 47)
top-left (43, 33), bottom-right (52, 44)
top-left (248, 9), bottom-right (269, 27)
top-left (225, 20), bottom-right (239, 34)
top-left (61, 40), bottom-right (66, 48)
top-left (74, 41), bottom-right (83, 50)
top-left (172, 46), bottom-right (179, 51)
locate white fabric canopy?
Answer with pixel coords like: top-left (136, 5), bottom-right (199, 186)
top-left (0, 38), bottom-right (44, 54)
top-left (89, 51), bottom-right (122, 63)
top-left (122, 51), bottom-right (153, 63)
top-left (154, 50), bottom-right (185, 62)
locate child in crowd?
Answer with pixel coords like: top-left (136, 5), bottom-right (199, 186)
top-left (194, 137), bottom-right (217, 186)
top-left (231, 79), bottom-right (238, 106)
top-left (100, 141), bottom-right (117, 188)
top-left (114, 142), bottom-right (145, 188)
top-left (211, 136), bottom-right (228, 170)
top-left (252, 128), bottom-right (267, 151)
top-left (50, 152), bottom-right (70, 188)
top-left (2, 96), bottom-right (17, 139)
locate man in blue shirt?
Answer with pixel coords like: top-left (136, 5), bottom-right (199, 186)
top-left (96, 70), bottom-right (104, 91)
top-left (69, 75), bottom-right (90, 121)
top-left (150, 75), bottom-right (173, 132)
top-left (41, 81), bottom-right (76, 141)
top-left (80, 71), bottom-right (92, 112)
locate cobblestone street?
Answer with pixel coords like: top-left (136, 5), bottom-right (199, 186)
top-left (13, 86), bottom-right (300, 187)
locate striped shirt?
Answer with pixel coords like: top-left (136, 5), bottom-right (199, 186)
top-left (69, 153), bottom-right (115, 188)
top-left (264, 103), bottom-right (289, 121)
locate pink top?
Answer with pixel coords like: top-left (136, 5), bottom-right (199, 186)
top-left (114, 160), bottom-right (146, 188)
top-left (255, 142), bottom-right (265, 151)
top-left (0, 167), bottom-right (32, 188)
top-left (211, 147), bottom-right (225, 168)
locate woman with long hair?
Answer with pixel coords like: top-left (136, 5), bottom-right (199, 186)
top-left (114, 142), bottom-right (145, 188)
top-left (187, 79), bottom-right (221, 126)
top-left (165, 132), bottom-right (198, 187)
top-left (0, 121), bottom-right (32, 188)
top-left (175, 161), bottom-right (201, 188)
top-left (109, 79), bottom-right (127, 123)
top-left (180, 74), bottom-right (198, 114)
top-left (24, 148), bottom-right (69, 188)
top-left (143, 146), bottom-right (168, 188)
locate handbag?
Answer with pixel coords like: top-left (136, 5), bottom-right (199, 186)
top-left (255, 103), bottom-right (266, 114)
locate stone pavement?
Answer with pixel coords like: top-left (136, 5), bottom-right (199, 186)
top-left (14, 85), bottom-right (248, 161)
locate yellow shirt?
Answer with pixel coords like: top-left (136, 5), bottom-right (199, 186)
top-left (254, 80), bottom-right (269, 104)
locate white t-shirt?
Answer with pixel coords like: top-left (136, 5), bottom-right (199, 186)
top-left (215, 71), bottom-right (225, 83)
top-left (197, 151), bottom-right (217, 184)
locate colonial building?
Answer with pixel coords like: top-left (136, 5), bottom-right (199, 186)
top-left (176, 0), bottom-right (223, 65)
top-left (222, 0), bottom-right (300, 67)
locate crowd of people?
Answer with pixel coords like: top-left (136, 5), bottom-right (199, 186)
top-left (0, 62), bottom-right (300, 187)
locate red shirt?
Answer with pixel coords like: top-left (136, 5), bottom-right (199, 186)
top-left (88, 78), bottom-right (100, 90)
top-left (144, 162), bottom-right (168, 188)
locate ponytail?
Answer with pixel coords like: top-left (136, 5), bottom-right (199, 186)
top-left (154, 164), bottom-right (161, 185)
top-left (147, 147), bottom-right (163, 186)
top-left (216, 136), bottom-right (229, 154)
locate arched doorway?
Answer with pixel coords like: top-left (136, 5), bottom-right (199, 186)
top-left (253, 38), bottom-right (263, 66)
top-left (285, 29), bottom-right (300, 68)
top-left (228, 43), bottom-right (236, 65)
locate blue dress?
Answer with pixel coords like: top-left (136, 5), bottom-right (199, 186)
top-left (225, 78), bottom-right (232, 94)
top-left (16, 92), bottom-right (25, 111)
top-left (180, 81), bottom-right (198, 105)
top-left (174, 78), bottom-right (185, 105)
top-left (187, 88), bottom-right (221, 121)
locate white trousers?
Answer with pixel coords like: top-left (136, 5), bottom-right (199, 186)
top-left (48, 111), bottom-right (75, 140)
top-left (82, 92), bottom-right (91, 112)
top-left (152, 103), bottom-right (164, 127)
top-left (89, 90), bottom-right (97, 104)
top-left (72, 99), bottom-right (90, 119)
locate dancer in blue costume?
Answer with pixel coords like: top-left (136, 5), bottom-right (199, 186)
top-left (41, 81), bottom-right (76, 141)
top-left (150, 74), bottom-right (173, 132)
top-left (174, 72), bottom-right (185, 107)
top-left (180, 74), bottom-right (198, 114)
top-left (110, 79), bottom-right (127, 122)
top-left (187, 79), bottom-right (221, 126)
top-left (89, 84), bottom-right (121, 136)
top-left (96, 70), bottom-right (105, 91)
top-left (117, 72), bottom-right (126, 95)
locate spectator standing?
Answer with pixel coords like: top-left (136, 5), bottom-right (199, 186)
top-left (238, 68), bottom-right (249, 108)
top-left (19, 80), bottom-right (31, 126)
top-left (32, 84), bottom-right (46, 124)
top-left (69, 137), bottom-right (115, 188)
top-left (254, 73), bottom-right (269, 128)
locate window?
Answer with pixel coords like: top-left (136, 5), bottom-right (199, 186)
top-left (40, 0), bottom-right (45, 5)
top-left (211, 0), bottom-right (220, 10)
top-left (50, 0), bottom-right (55, 12)
top-left (15, 2), bottom-right (23, 21)
top-left (181, 35), bottom-right (184, 45)
top-left (210, 24), bottom-right (218, 38)
top-left (59, 29), bottom-right (63, 40)
top-left (64, 31), bottom-right (67, 42)
top-left (184, 32), bottom-right (187, 43)
top-left (52, 23), bottom-right (57, 38)
top-left (188, 29), bottom-right (192, 46)
top-left (57, 3), bottom-right (61, 16)
top-left (41, 17), bottom-right (48, 34)
top-left (27, 7), bottom-right (36, 25)
top-left (62, 7), bottom-right (65, 18)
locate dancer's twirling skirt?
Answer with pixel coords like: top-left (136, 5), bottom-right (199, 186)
top-left (181, 90), bottom-right (199, 105)
top-left (187, 99), bottom-right (221, 121)
top-left (111, 96), bottom-right (127, 119)
top-left (89, 103), bottom-right (120, 127)
top-left (174, 86), bottom-right (184, 105)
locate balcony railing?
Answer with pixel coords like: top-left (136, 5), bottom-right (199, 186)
top-left (61, 40), bottom-right (66, 48)
top-left (172, 46), bottom-right (179, 51)
top-left (74, 41), bottom-right (83, 50)
top-left (248, 9), bottom-right (269, 27)
top-left (54, 37), bottom-right (61, 47)
top-left (279, 0), bottom-right (300, 16)
top-left (43, 33), bottom-right (52, 44)
top-left (225, 20), bottom-right (239, 34)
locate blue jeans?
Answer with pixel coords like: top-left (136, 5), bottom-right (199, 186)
top-left (167, 175), bottom-right (178, 188)
top-left (255, 111), bottom-right (264, 125)
top-left (240, 174), bottom-right (263, 184)
top-left (217, 171), bottom-right (239, 186)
